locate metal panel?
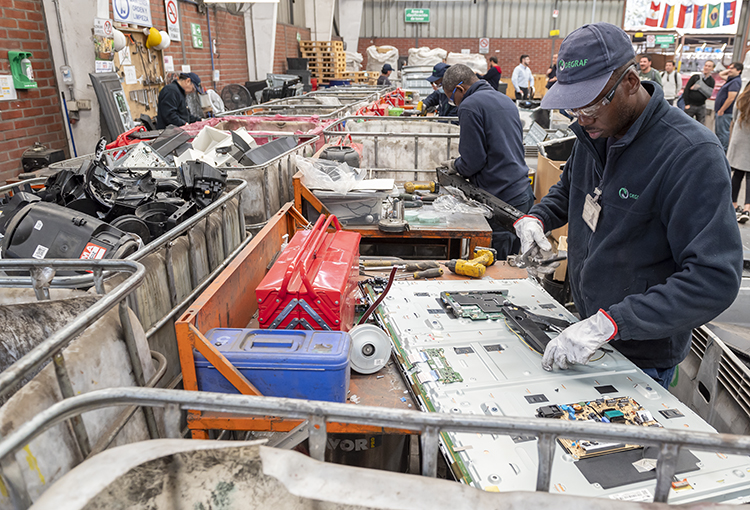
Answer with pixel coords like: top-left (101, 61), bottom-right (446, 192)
top-left (360, 0), bottom-right (625, 39)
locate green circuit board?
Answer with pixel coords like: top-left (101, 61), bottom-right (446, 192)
top-left (423, 348), bottom-right (463, 384)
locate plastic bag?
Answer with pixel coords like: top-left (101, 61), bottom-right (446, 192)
top-left (433, 187), bottom-right (493, 217)
top-left (445, 52), bottom-right (489, 74)
top-left (295, 156), bottom-right (365, 194)
top-left (407, 47), bottom-right (447, 67)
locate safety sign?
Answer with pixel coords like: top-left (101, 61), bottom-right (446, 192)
top-left (479, 37), bottom-right (489, 54)
top-left (165, 0), bottom-right (181, 42)
top-left (113, 0), bottom-right (152, 27)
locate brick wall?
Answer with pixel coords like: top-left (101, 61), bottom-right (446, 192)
top-left (0, 0), bottom-right (68, 184)
top-left (274, 23), bottom-right (311, 74)
top-left (147, 3), bottom-right (249, 91)
top-left (358, 37), bottom-right (564, 75)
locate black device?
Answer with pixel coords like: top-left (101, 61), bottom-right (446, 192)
top-left (436, 167), bottom-right (524, 233)
top-left (21, 143), bottom-right (66, 172)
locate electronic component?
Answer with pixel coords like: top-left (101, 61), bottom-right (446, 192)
top-left (537, 405), bottom-right (565, 418)
top-left (440, 290), bottom-right (508, 320)
top-left (422, 348), bottom-right (463, 384)
top-left (660, 408), bottom-right (685, 419)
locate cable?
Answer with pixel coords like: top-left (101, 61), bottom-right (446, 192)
top-left (358, 266), bottom-right (398, 325)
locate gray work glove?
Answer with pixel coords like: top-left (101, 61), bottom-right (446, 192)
top-left (542, 309), bottom-right (617, 371)
top-left (439, 159), bottom-right (457, 174)
top-left (513, 215), bottom-right (559, 277)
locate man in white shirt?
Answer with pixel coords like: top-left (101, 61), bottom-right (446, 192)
top-left (660, 60), bottom-right (682, 105)
top-left (512, 54), bottom-right (534, 100)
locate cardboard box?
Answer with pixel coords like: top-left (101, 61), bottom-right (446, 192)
top-left (534, 154), bottom-right (568, 245)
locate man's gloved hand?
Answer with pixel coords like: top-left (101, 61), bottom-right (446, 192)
top-left (513, 215), bottom-right (551, 254)
top-left (439, 159), bottom-right (457, 174)
top-left (542, 309), bottom-right (617, 371)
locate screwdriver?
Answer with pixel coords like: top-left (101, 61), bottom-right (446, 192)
top-left (395, 267), bottom-right (444, 280)
top-left (361, 260), bottom-right (440, 271)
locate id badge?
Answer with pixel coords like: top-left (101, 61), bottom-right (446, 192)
top-left (582, 193), bottom-right (601, 232)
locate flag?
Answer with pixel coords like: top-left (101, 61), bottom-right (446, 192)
top-left (694, 4), bottom-right (706, 27)
top-left (707, 3), bottom-right (721, 27)
top-left (645, 1), bottom-right (661, 26)
top-left (661, 3), bottom-right (675, 28)
top-left (677, 4), bottom-right (693, 28)
top-left (723, 1), bottom-right (736, 24)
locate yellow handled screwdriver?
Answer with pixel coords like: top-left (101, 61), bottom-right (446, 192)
top-left (395, 267), bottom-right (444, 280)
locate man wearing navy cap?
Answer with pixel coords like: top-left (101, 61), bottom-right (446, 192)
top-left (377, 64), bottom-right (393, 86)
top-left (156, 72), bottom-right (204, 129)
top-left (513, 22), bottom-right (742, 388)
top-left (421, 63), bottom-right (458, 117)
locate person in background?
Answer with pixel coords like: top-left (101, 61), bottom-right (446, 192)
top-left (440, 64), bottom-right (534, 259)
top-left (546, 53), bottom-right (558, 90)
top-left (661, 60), bottom-right (682, 105)
top-left (715, 62), bottom-right (744, 152)
top-left (422, 63), bottom-right (458, 117)
top-left (156, 73), bottom-right (202, 129)
top-left (638, 55), bottom-right (662, 87)
top-left (185, 72), bottom-right (206, 121)
top-left (728, 82), bottom-right (750, 223)
top-left (478, 56), bottom-right (502, 90)
top-left (377, 64), bottom-right (393, 86)
top-left (515, 22), bottom-right (742, 388)
top-left (512, 54), bottom-right (534, 100)
top-left (683, 60), bottom-right (715, 125)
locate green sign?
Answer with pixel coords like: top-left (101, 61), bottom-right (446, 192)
top-left (655, 34), bottom-right (674, 45)
top-left (191, 23), bottom-right (203, 49)
top-left (405, 8), bottom-right (430, 23)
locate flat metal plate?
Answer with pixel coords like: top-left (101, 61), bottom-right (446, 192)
top-left (373, 278), bottom-right (750, 503)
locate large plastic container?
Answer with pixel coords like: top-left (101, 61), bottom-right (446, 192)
top-left (195, 328), bottom-right (351, 402)
top-left (312, 191), bottom-right (389, 226)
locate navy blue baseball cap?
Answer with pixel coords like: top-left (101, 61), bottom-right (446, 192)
top-left (382, 64), bottom-right (394, 73)
top-left (186, 72), bottom-right (206, 94)
top-left (426, 63), bottom-right (450, 83)
top-left (541, 22), bottom-right (635, 110)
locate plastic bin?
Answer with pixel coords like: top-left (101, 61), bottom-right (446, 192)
top-left (195, 328), bottom-right (351, 402)
top-left (314, 190), bottom-right (390, 225)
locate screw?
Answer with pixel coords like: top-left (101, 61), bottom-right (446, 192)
top-left (334, 300), bottom-right (339, 305)
top-left (259, 318), bottom-right (264, 322)
top-left (258, 298), bottom-right (262, 302)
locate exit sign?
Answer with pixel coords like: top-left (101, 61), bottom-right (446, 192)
top-left (405, 8), bottom-right (430, 22)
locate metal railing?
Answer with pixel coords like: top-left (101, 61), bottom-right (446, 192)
top-left (2, 387), bottom-right (749, 506)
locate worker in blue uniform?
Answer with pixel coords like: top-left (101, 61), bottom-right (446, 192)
top-left (441, 63), bottom-right (534, 259)
top-left (514, 23), bottom-right (743, 388)
top-left (156, 73), bottom-right (203, 129)
top-left (421, 63), bottom-right (458, 118)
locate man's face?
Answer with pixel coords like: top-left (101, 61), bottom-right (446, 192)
top-left (576, 67), bottom-right (638, 140)
top-left (451, 82), bottom-right (467, 107)
top-left (665, 62), bottom-right (674, 73)
top-left (553, 54), bottom-right (558, 63)
top-left (523, 56), bottom-right (530, 66)
top-left (431, 78), bottom-right (442, 90)
top-left (639, 58), bottom-right (650, 71)
top-left (727, 65), bottom-right (740, 78)
top-left (181, 78), bottom-right (195, 94)
top-left (703, 61), bottom-right (715, 75)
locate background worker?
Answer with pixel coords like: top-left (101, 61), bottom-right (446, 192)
top-left (440, 64), bottom-right (534, 259)
top-left (156, 73), bottom-right (203, 129)
top-left (478, 56), bottom-right (502, 90)
top-left (660, 60), bottom-right (682, 105)
top-left (422, 63), bottom-right (458, 117)
top-left (377, 64), bottom-right (393, 86)
top-left (512, 55), bottom-right (534, 100)
top-left (514, 23), bottom-right (742, 388)
top-left (715, 62), bottom-right (744, 152)
top-left (683, 60), bottom-right (715, 125)
top-left (638, 55), bottom-right (662, 87)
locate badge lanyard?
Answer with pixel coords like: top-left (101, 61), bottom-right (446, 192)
top-left (582, 184), bottom-right (603, 232)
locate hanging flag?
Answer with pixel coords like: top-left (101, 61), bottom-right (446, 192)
top-left (661, 3), bottom-right (675, 28)
top-left (694, 4), bottom-right (707, 27)
top-left (677, 4), bottom-right (693, 28)
top-left (645, 1), bottom-right (662, 26)
top-left (723, 1), bottom-right (737, 24)
top-left (707, 3), bottom-right (721, 27)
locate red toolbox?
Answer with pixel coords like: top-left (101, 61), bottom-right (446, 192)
top-left (256, 214), bottom-right (360, 331)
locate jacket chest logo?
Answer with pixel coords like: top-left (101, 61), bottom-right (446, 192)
top-left (619, 187), bottom-right (639, 200)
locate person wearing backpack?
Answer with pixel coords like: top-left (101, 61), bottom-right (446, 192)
top-left (661, 60), bottom-right (682, 105)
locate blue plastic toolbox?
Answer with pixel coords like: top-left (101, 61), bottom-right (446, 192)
top-left (194, 328), bottom-right (351, 402)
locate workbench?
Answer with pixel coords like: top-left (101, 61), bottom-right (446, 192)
top-left (175, 202), bottom-right (524, 439)
top-left (292, 172), bottom-right (493, 259)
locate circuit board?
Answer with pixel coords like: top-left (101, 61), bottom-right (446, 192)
top-left (537, 396), bottom-right (663, 460)
top-left (408, 348), bottom-right (463, 384)
top-left (440, 290), bottom-right (508, 320)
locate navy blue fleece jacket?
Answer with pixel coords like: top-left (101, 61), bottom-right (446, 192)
top-left (529, 83), bottom-right (742, 369)
top-left (422, 89), bottom-right (458, 117)
top-left (455, 80), bottom-right (530, 202)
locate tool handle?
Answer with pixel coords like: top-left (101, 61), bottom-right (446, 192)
top-left (361, 259), bottom-right (403, 268)
top-left (403, 261), bottom-right (439, 271)
top-left (413, 267), bottom-right (444, 279)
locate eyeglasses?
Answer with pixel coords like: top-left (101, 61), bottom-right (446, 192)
top-left (564, 65), bottom-right (635, 119)
top-left (448, 81), bottom-right (464, 107)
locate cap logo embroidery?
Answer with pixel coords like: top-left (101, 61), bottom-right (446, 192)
top-left (559, 58), bottom-right (588, 71)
